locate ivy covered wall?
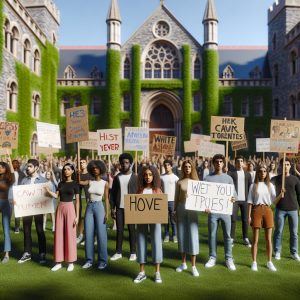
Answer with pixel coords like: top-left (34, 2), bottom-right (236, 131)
top-left (131, 45), bottom-right (141, 127)
top-left (0, 0), bottom-right (3, 73)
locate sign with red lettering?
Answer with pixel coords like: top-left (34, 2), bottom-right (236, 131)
top-left (66, 106), bottom-right (89, 144)
top-left (97, 128), bottom-right (122, 155)
top-left (13, 183), bottom-right (55, 218)
top-left (0, 121), bottom-right (19, 149)
top-left (124, 194), bottom-right (168, 224)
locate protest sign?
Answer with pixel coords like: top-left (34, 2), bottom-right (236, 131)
top-left (124, 127), bottom-right (149, 152)
top-left (0, 121), bottom-right (19, 149)
top-left (36, 121), bottom-right (61, 149)
top-left (231, 133), bottom-right (248, 151)
top-left (0, 147), bottom-right (12, 155)
top-left (184, 140), bottom-right (198, 153)
top-left (256, 138), bottom-right (270, 152)
top-left (124, 194), bottom-right (168, 224)
top-left (190, 134), bottom-right (211, 145)
top-left (97, 128), bottom-right (122, 155)
top-left (66, 105), bottom-right (89, 144)
top-left (151, 134), bottom-right (176, 156)
top-left (79, 132), bottom-right (98, 150)
top-left (13, 183), bottom-right (54, 218)
top-left (185, 179), bottom-right (234, 215)
top-left (198, 141), bottom-right (225, 158)
top-left (210, 116), bottom-right (245, 141)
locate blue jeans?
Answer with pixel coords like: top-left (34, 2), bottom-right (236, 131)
top-left (274, 209), bottom-right (298, 255)
top-left (208, 213), bottom-right (232, 260)
top-left (0, 200), bottom-right (11, 252)
top-left (164, 201), bottom-right (176, 237)
top-left (84, 201), bottom-right (108, 264)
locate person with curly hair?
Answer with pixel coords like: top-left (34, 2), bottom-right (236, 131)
top-left (82, 160), bottom-right (109, 270)
top-left (133, 166), bottom-right (163, 284)
top-left (174, 159), bottom-right (200, 277)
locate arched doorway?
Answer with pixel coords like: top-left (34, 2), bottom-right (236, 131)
top-left (150, 104), bottom-right (174, 136)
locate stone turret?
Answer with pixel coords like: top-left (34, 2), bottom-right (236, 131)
top-left (202, 0), bottom-right (218, 49)
top-left (106, 0), bottom-right (121, 50)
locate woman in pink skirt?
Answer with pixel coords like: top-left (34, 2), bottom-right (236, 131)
top-left (46, 163), bottom-right (80, 272)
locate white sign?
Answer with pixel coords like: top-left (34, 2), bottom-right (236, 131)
top-left (79, 132), bottom-right (98, 150)
top-left (36, 122), bottom-right (61, 149)
top-left (198, 141), bottom-right (225, 158)
top-left (256, 138), bottom-right (270, 152)
top-left (13, 183), bottom-right (55, 218)
top-left (186, 180), bottom-right (234, 215)
top-left (97, 129), bottom-right (123, 155)
top-left (190, 134), bottom-right (211, 145)
top-left (124, 127), bottom-right (149, 152)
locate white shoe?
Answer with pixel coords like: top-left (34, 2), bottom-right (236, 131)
top-left (291, 253), bottom-right (300, 261)
top-left (191, 266), bottom-right (199, 277)
top-left (110, 253), bottom-right (122, 261)
top-left (205, 256), bottom-right (216, 268)
top-left (51, 263), bottom-right (62, 272)
top-left (129, 254), bottom-right (137, 261)
top-left (267, 261), bottom-right (277, 272)
top-left (251, 261), bottom-right (258, 271)
top-left (154, 272), bottom-right (162, 283)
top-left (243, 238), bottom-right (252, 248)
top-left (176, 263), bottom-right (187, 272)
top-left (82, 262), bottom-right (93, 269)
top-left (163, 236), bottom-right (169, 243)
top-left (76, 234), bottom-right (84, 244)
top-left (274, 252), bottom-right (281, 260)
top-left (134, 272), bottom-right (147, 283)
top-left (67, 263), bottom-right (74, 272)
top-left (226, 258), bottom-right (236, 271)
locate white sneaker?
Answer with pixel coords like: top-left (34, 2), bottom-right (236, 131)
top-left (76, 234), bottom-right (84, 244)
top-left (129, 254), bottom-right (137, 261)
top-left (251, 261), bottom-right (258, 272)
top-left (110, 253), bottom-right (122, 261)
top-left (267, 261), bottom-right (277, 272)
top-left (163, 236), bottom-right (169, 243)
top-left (226, 258), bottom-right (236, 271)
top-left (134, 272), bottom-right (147, 283)
top-left (154, 272), bottom-right (162, 283)
top-left (176, 263), bottom-right (187, 272)
top-left (191, 266), bottom-right (199, 277)
top-left (67, 263), bottom-right (74, 272)
top-left (243, 238), bottom-right (252, 248)
top-left (274, 252), bottom-right (281, 260)
top-left (82, 262), bottom-right (93, 269)
top-left (51, 263), bottom-right (62, 272)
top-left (291, 253), bottom-right (300, 261)
top-left (205, 256), bottom-right (216, 268)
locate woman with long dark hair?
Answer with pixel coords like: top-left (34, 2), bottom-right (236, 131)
top-left (174, 159), bottom-right (200, 277)
top-left (0, 161), bottom-right (14, 263)
top-left (46, 163), bottom-right (80, 272)
top-left (133, 165), bottom-right (163, 284)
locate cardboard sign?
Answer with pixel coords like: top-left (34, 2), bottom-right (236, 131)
top-left (151, 134), bottom-right (176, 156)
top-left (79, 132), bottom-right (98, 150)
top-left (0, 147), bottom-right (12, 155)
top-left (190, 134), bottom-right (211, 145)
top-left (0, 121), bottom-right (19, 149)
top-left (66, 105), bottom-right (89, 144)
top-left (36, 146), bottom-right (57, 155)
top-left (36, 121), bottom-right (61, 149)
top-left (124, 194), bottom-right (168, 224)
top-left (198, 141), bottom-right (225, 158)
top-left (210, 116), bottom-right (245, 141)
top-left (13, 183), bottom-right (55, 218)
top-left (184, 140), bottom-right (198, 153)
top-left (186, 180), bottom-right (234, 215)
top-left (256, 138), bottom-right (270, 152)
top-left (231, 133), bottom-right (248, 151)
top-left (124, 127), bottom-right (149, 152)
top-left (97, 129), bottom-right (122, 155)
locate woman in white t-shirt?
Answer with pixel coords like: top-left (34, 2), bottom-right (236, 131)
top-left (82, 160), bottom-right (109, 270)
top-left (247, 164), bottom-right (281, 272)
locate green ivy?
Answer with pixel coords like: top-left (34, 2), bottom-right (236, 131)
top-left (120, 79), bottom-right (130, 93)
top-left (202, 49), bottom-right (219, 134)
top-left (0, 0), bottom-right (4, 73)
top-left (105, 49), bottom-right (121, 128)
top-left (131, 45), bottom-right (141, 127)
top-left (182, 45), bottom-right (192, 142)
top-left (141, 80), bottom-right (183, 89)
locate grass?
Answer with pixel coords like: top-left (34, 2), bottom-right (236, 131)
top-left (0, 209), bottom-right (300, 300)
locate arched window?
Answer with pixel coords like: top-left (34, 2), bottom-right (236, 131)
top-left (123, 93), bottom-right (131, 111)
top-left (6, 80), bottom-right (18, 111)
top-left (223, 95), bottom-right (232, 116)
top-left (4, 19), bottom-right (11, 51)
top-left (60, 96), bottom-right (71, 116)
top-left (194, 56), bottom-right (201, 79)
top-left (123, 57), bottom-right (130, 79)
top-left (32, 93), bottom-right (40, 118)
top-left (144, 41), bottom-right (180, 79)
top-left (241, 97), bottom-right (249, 116)
top-left (11, 26), bottom-right (19, 57)
top-left (23, 38), bottom-right (31, 67)
top-left (290, 50), bottom-right (297, 75)
top-left (193, 93), bottom-right (202, 111)
top-left (222, 65), bottom-right (234, 79)
top-left (33, 49), bottom-right (40, 74)
top-left (91, 96), bottom-right (100, 115)
top-left (274, 64), bottom-right (279, 87)
top-left (90, 66), bottom-right (101, 79)
top-left (254, 96), bottom-right (263, 116)
top-left (64, 65), bottom-right (76, 79)
top-left (249, 66), bottom-right (262, 79)
top-left (30, 133), bottom-right (38, 156)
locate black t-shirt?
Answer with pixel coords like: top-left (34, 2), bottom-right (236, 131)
top-left (271, 174), bottom-right (300, 211)
top-left (58, 181), bottom-right (80, 202)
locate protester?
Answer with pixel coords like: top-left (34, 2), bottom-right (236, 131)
top-left (268, 161), bottom-right (278, 179)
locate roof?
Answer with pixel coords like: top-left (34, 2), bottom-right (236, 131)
top-left (203, 0), bottom-right (218, 22)
top-left (106, 0), bottom-right (121, 22)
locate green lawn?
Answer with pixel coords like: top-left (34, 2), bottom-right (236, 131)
top-left (0, 212), bottom-right (300, 300)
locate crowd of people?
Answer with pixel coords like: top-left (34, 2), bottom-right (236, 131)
top-left (0, 152), bottom-right (299, 283)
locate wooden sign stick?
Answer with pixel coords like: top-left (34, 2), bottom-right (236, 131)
top-left (225, 141), bottom-right (229, 171)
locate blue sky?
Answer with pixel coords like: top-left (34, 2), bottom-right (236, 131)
top-left (54, 0), bottom-right (273, 46)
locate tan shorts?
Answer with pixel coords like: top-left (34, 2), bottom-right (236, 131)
top-left (251, 205), bottom-right (274, 229)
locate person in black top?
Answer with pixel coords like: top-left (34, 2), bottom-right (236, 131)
top-left (272, 158), bottom-right (300, 261)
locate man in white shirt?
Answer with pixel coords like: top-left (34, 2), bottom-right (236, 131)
top-left (160, 159), bottom-right (179, 243)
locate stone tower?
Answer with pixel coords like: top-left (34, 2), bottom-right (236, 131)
top-left (106, 0), bottom-right (121, 50)
top-left (22, 0), bottom-right (60, 45)
top-left (202, 0), bottom-right (218, 49)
